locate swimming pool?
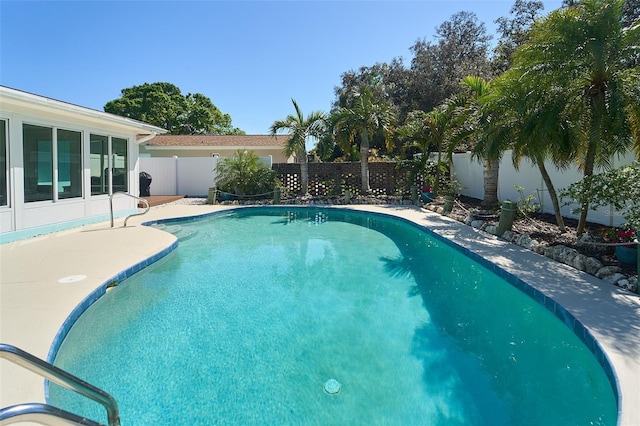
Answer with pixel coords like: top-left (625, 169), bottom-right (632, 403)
top-left (49, 207), bottom-right (617, 425)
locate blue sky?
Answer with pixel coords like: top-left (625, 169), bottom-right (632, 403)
top-left (1, 0), bottom-right (562, 135)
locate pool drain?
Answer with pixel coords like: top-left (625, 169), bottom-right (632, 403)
top-left (324, 379), bottom-right (341, 394)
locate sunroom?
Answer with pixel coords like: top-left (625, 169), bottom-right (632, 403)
top-left (0, 86), bottom-right (166, 243)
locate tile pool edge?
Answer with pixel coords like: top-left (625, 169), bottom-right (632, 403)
top-left (44, 239), bottom-right (179, 400)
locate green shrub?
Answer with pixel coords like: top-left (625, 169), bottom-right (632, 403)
top-left (214, 150), bottom-right (279, 196)
top-left (561, 161), bottom-right (640, 229)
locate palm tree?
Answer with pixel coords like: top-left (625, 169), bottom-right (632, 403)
top-left (331, 87), bottom-right (395, 193)
top-left (446, 76), bottom-right (501, 208)
top-left (477, 74), bottom-right (571, 232)
top-left (270, 99), bottom-right (327, 195)
top-left (511, 0), bottom-right (640, 235)
top-left (399, 107), bottom-right (456, 195)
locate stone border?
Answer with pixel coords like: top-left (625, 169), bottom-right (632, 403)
top-left (422, 203), bottom-right (638, 294)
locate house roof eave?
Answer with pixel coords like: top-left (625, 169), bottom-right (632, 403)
top-left (0, 86), bottom-right (167, 135)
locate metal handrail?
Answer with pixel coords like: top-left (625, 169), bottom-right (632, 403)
top-left (0, 344), bottom-right (120, 426)
top-left (0, 402), bottom-right (103, 425)
top-left (109, 191), bottom-right (150, 227)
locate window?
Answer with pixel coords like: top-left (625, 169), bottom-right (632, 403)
top-left (91, 134), bottom-right (129, 195)
top-left (0, 120), bottom-right (7, 206)
top-left (23, 124), bottom-right (53, 202)
top-left (90, 134), bottom-right (108, 195)
top-left (57, 128), bottom-right (82, 199)
top-left (112, 137), bottom-right (128, 193)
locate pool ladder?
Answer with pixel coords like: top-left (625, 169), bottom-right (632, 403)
top-left (109, 191), bottom-right (150, 228)
top-left (0, 344), bottom-right (120, 426)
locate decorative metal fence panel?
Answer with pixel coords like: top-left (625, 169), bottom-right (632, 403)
top-left (272, 162), bottom-right (423, 196)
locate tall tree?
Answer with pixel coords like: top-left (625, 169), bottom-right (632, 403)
top-left (408, 11), bottom-right (492, 113)
top-left (398, 107), bottom-right (456, 195)
top-left (492, 0), bottom-right (545, 73)
top-left (459, 76), bottom-right (501, 208)
top-left (270, 99), bottom-right (327, 195)
top-left (104, 82), bottom-right (244, 135)
top-left (514, 0), bottom-right (640, 235)
top-left (477, 73), bottom-right (572, 232)
top-left (332, 60), bottom-right (408, 158)
top-left (331, 87), bottom-right (396, 193)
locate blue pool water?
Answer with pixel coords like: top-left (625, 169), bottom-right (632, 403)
top-left (50, 208), bottom-right (617, 425)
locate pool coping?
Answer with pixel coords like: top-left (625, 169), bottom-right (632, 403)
top-left (1, 204), bottom-right (638, 425)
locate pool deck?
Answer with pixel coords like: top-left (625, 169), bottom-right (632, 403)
top-left (1, 204), bottom-right (639, 425)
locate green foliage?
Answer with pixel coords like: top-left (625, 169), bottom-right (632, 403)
top-left (513, 184), bottom-right (541, 217)
top-left (441, 174), bottom-right (463, 197)
top-left (104, 82), bottom-right (244, 135)
top-left (493, 0), bottom-right (545, 73)
top-left (561, 162), bottom-right (640, 229)
top-left (409, 11), bottom-right (493, 114)
top-left (332, 86), bottom-right (396, 192)
top-left (395, 157), bottom-right (455, 195)
top-left (500, 0), bottom-right (639, 234)
top-left (270, 99), bottom-right (327, 194)
top-left (270, 99), bottom-right (327, 159)
top-left (214, 150), bottom-right (279, 196)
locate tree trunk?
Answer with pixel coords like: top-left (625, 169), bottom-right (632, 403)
top-left (537, 159), bottom-right (566, 233)
top-left (576, 145), bottom-right (596, 236)
top-left (299, 150), bottom-right (309, 195)
top-left (360, 130), bottom-right (371, 193)
top-left (577, 91), bottom-right (605, 236)
top-left (481, 158), bottom-right (499, 208)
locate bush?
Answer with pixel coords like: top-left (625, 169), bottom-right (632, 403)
top-left (214, 150), bottom-right (279, 196)
top-left (561, 161), bottom-right (640, 229)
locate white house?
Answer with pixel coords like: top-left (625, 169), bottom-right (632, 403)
top-left (0, 86), bottom-right (167, 243)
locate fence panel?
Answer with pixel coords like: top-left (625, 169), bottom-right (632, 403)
top-left (140, 157), bottom-right (218, 197)
top-left (139, 157), bottom-right (177, 196)
top-left (452, 153), bottom-right (483, 200)
top-left (177, 157), bottom-right (218, 197)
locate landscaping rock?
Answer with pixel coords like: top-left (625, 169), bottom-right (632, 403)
top-left (485, 225), bottom-right (498, 235)
top-left (584, 257), bottom-right (605, 275)
top-left (515, 234), bottom-right (538, 250)
top-left (603, 273), bottom-right (627, 285)
top-left (471, 220), bottom-right (484, 229)
top-left (595, 266), bottom-right (623, 279)
top-left (577, 232), bottom-right (608, 254)
top-left (532, 244), bottom-right (548, 255)
top-left (571, 254), bottom-right (588, 272)
top-left (501, 230), bottom-right (516, 242)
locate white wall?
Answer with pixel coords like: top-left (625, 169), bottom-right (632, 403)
top-left (140, 156), bottom-right (218, 197)
top-left (453, 150), bottom-right (636, 227)
top-left (139, 157), bottom-right (178, 196)
top-left (452, 153), bottom-right (484, 200)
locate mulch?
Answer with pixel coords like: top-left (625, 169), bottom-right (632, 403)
top-left (445, 195), bottom-right (637, 277)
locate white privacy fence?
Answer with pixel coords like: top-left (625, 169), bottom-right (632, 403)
top-left (139, 157), bottom-right (218, 198)
top-left (138, 155), bottom-right (272, 197)
top-left (452, 150), bottom-right (636, 227)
